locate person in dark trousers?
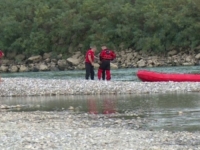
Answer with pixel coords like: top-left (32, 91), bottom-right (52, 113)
top-left (98, 45), bottom-right (116, 80)
top-left (0, 50), bottom-right (4, 82)
top-left (85, 46), bottom-right (97, 80)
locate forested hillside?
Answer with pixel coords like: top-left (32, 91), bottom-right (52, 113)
top-left (0, 0), bottom-right (199, 56)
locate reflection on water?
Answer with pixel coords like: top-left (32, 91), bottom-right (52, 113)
top-left (88, 98), bottom-right (116, 114)
top-left (1, 93), bottom-right (200, 132)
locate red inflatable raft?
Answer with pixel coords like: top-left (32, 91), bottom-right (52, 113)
top-left (137, 70), bottom-right (200, 82)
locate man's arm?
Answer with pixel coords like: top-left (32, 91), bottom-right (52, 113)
top-left (88, 54), bottom-right (94, 65)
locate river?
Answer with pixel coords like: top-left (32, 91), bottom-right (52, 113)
top-left (1, 65), bottom-right (200, 132)
top-left (2, 65), bottom-right (200, 81)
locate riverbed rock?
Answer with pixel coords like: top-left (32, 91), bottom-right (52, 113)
top-left (182, 62), bottom-right (194, 66)
top-left (9, 65), bottom-right (18, 72)
top-left (72, 51), bottom-right (82, 59)
top-left (50, 64), bottom-right (59, 71)
top-left (195, 53), bottom-right (200, 59)
top-left (185, 55), bottom-right (192, 62)
top-left (57, 59), bottom-right (67, 71)
top-left (0, 65), bottom-right (8, 72)
top-left (19, 65), bottom-right (29, 72)
top-left (27, 55), bottom-right (42, 63)
top-left (93, 63), bottom-right (100, 69)
top-left (168, 50), bottom-right (178, 56)
top-left (137, 59), bottom-right (146, 67)
top-left (39, 63), bottom-right (49, 71)
top-left (111, 63), bottom-right (118, 69)
top-left (67, 57), bottom-right (80, 66)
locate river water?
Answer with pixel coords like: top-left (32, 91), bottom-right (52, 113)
top-left (2, 65), bottom-right (200, 81)
top-left (1, 66), bottom-right (200, 132)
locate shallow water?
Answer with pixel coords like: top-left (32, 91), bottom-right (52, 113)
top-left (1, 92), bottom-right (200, 132)
top-left (1, 66), bottom-right (200, 132)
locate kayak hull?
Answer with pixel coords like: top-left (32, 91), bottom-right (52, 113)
top-left (137, 70), bottom-right (200, 82)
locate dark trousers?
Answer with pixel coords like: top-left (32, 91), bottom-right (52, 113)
top-left (85, 62), bottom-right (94, 80)
top-left (98, 60), bottom-right (111, 80)
top-left (102, 70), bottom-right (105, 80)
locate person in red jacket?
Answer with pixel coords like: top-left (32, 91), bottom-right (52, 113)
top-left (98, 45), bottom-right (116, 80)
top-left (85, 46), bottom-right (97, 80)
top-left (0, 50), bottom-right (4, 82)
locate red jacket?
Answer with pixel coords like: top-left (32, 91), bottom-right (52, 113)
top-left (85, 49), bottom-right (94, 63)
top-left (100, 49), bottom-right (116, 61)
top-left (0, 50), bottom-right (4, 58)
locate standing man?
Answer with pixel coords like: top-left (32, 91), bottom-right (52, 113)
top-left (98, 45), bottom-right (116, 80)
top-left (0, 50), bottom-right (4, 82)
top-left (85, 46), bottom-right (97, 80)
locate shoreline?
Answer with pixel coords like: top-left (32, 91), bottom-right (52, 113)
top-left (0, 78), bottom-right (200, 97)
top-left (1, 111), bottom-right (200, 149)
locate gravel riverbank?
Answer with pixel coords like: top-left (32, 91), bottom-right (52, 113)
top-left (1, 111), bottom-right (200, 150)
top-left (1, 78), bottom-right (200, 149)
top-left (0, 78), bottom-right (200, 97)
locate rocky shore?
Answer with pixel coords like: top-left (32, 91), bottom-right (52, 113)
top-left (1, 79), bottom-right (200, 149)
top-left (0, 48), bottom-right (200, 73)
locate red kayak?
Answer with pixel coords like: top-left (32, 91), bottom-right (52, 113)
top-left (137, 70), bottom-right (200, 82)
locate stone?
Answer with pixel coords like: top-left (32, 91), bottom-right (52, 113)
top-left (67, 58), bottom-right (80, 66)
top-left (57, 59), bottom-right (67, 71)
top-left (168, 50), bottom-right (177, 56)
top-left (182, 62), bottom-right (194, 66)
top-left (0, 65), bottom-right (8, 72)
top-left (44, 58), bottom-right (51, 63)
top-left (9, 65), bottom-right (18, 73)
top-left (137, 59), bottom-right (146, 67)
top-left (77, 64), bottom-right (85, 70)
top-left (72, 51), bottom-right (82, 59)
top-left (19, 65), bottom-right (29, 72)
top-left (185, 55), bottom-right (192, 62)
top-left (93, 63), bottom-right (100, 69)
top-left (195, 53), bottom-right (200, 59)
top-left (39, 63), bottom-right (49, 71)
top-left (27, 55), bottom-right (42, 63)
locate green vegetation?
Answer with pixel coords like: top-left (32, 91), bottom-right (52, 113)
top-left (0, 0), bottom-right (199, 56)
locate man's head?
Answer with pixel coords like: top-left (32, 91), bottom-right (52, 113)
top-left (90, 46), bottom-right (97, 52)
top-left (101, 45), bottom-right (107, 50)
